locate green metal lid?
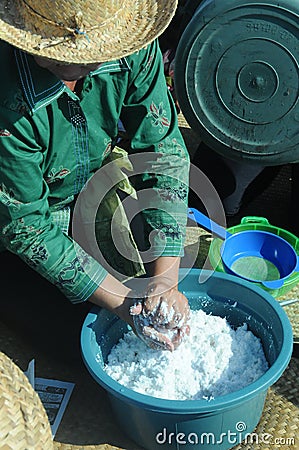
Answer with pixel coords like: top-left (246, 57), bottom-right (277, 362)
top-left (175, 0), bottom-right (299, 165)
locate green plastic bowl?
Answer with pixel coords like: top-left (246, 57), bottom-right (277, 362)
top-left (208, 217), bottom-right (299, 297)
top-left (81, 269), bottom-right (293, 450)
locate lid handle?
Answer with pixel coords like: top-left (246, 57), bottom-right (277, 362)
top-left (240, 216), bottom-right (270, 225)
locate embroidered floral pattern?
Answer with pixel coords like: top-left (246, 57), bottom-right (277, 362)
top-left (152, 222), bottom-right (182, 240)
top-left (26, 243), bottom-right (48, 268)
top-left (171, 138), bottom-right (188, 159)
top-left (157, 138), bottom-right (188, 158)
top-left (0, 129), bottom-right (11, 136)
top-left (57, 246), bottom-right (92, 288)
top-left (147, 102), bottom-right (170, 133)
top-left (0, 183), bottom-right (21, 209)
top-left (45, 167), bottom-right (71, 184)
top-left (158, 184), bottom-right (188, 202)
top-left (1, 218), bottom-right (22, 240)
top-left (56, 256), bottom-right (85, 288)
top-left (1, 218), bottom-right (43, 244)
top-left (103, 139), bottom-right (112, 159)
top-left (3, 87), bottom-right (30, 115)
top-left (142, 54), bottom-right (154, 72)
top-left (76, 245), bottom-right (94, 270)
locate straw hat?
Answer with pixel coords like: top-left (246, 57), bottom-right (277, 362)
top-left (0, 0), bottom-right (178, 63)
top-left (0, 351), bottom-right (53, 449)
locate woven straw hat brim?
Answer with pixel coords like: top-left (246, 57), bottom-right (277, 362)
top-left (0, 351), bottom-right (54, 449)
top-left (0, 0), bottom-right (178, 63)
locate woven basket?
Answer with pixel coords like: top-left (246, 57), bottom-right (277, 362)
top-left (0, 351), bottom-right (54, 450)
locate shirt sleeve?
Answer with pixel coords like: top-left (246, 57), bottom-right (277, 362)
top-left (0, 108), bottom-right (107, 303)
top-left (120, 40), bottom-right (190, 258)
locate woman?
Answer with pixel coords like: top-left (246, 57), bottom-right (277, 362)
top-left (0, 0), bottom-right (190, 358)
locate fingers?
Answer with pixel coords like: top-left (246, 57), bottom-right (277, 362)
top-left (142, 281), bottom-right (172, 316)
top-left (128, 283), bottom-right (191, 351)
top-left (170, 324), bottom-right (190, 350)
top-left (144, 288), bottom-right (190, 331)
top-left (131, 312), bottom-right (174, 352)
top-left (142, 326), bottom-right (174, 352)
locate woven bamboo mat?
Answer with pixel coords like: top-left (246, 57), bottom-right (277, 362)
top-left (54, 445), bottom-right (123, 449)
top-left (233, 357), bottom-right (299, 450)
top-left (54, 445), bottom-right (122, 450)
top-left (0, 351), bottom-right (54, 450)
top-left (53, 358), bottom-right (299, 450)
top-left (278, 285), bottom-right (299, 341)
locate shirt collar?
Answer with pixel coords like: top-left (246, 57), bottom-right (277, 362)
top-left (15, 49), bottom-right (130, 113)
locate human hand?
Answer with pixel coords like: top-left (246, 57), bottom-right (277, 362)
top-left (130, 280), bottom-right (190, 351)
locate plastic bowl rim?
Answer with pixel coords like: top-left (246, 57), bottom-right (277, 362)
top-left (209, 224), bottom-right (299, 287)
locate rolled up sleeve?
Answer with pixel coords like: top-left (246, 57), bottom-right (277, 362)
top-left (0, 111), bottom-right (107, 303)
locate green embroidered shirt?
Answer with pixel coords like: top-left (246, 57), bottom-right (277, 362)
top-left (0, 39), bottom-right (190, 303)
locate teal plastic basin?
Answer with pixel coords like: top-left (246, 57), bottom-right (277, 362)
top-left (81, 269), bottom-right (293, 450)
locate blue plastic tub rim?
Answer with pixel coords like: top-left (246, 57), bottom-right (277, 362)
top-left (81, 270), bottom-right (293, 414)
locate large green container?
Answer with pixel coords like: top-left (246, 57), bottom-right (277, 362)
top-left (81, 269), bottom-right (293, 450)
top-left (209, 216), bottom-right (299, 297)
top-left (175, 0), bottom-right (299, 165)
